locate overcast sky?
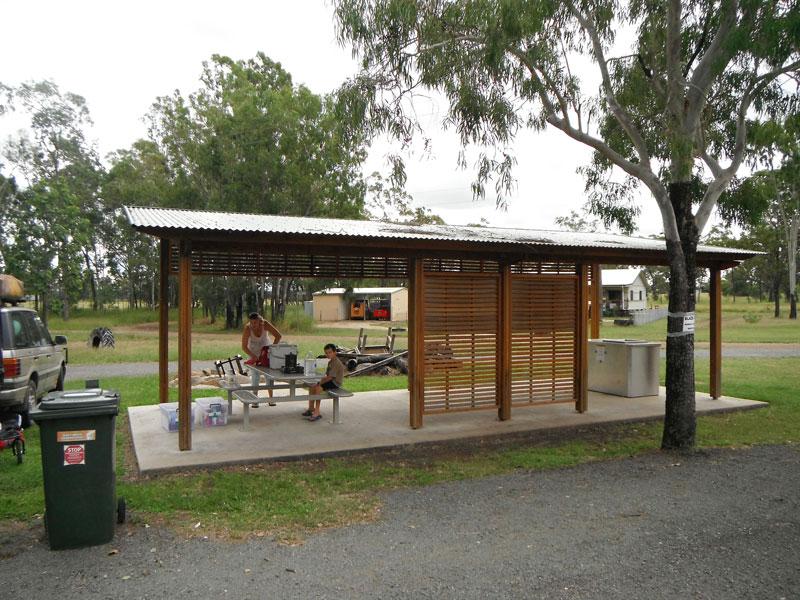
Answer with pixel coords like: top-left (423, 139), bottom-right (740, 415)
top-left (0, 0), bottom-right (672, 235)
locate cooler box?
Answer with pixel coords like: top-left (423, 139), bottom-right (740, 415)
top-left (268, 343), bottom-right (298, 369)
top-left (159, 401), bottom-right (196, 432)
top-left (588, 339), bottom-right (660, 397)
top-left (196, 396), bottom-right (228, 427)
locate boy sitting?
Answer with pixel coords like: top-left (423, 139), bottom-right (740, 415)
top-left (303, 343), bottom-right (344, 422)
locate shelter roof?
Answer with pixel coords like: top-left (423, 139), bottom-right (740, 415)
top-left (124, 206), bottom-right (758, 268)
top-left (601, 269), bottom-right (645, 287)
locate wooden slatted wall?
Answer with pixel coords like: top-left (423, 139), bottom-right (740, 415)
top-left (421, 268), bottom-right (500, 414)
top-left (510, 263), bottom-right (578, 406)
top-left (169, 248), bottom-right (409, 279)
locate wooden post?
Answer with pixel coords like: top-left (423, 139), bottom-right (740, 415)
top-left (591, 263), bottom-right (601, 340)
top-left (178, 239), bottom-right (192, 451)
top-left (498, 262), bottom-right (512, 421)
top-left (710, 266), bottom-right (722, 399)
top-left (575, 263), bottom-right (589, 413)
top-left (159, 239), bottom-right (170, 404)
top-left (409, 258), bottom-right (425, 428)
top-left (407, 260), bottom-right (415, 400)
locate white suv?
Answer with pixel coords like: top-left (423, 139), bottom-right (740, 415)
top-left (0, 306), bottom-right (68, 426)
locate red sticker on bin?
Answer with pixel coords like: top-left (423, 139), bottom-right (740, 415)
top-left (63, 444), bottom-right (85, 466)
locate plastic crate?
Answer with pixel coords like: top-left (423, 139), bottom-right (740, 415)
top-left (159, 402), bottom-right (196, 433)
top-left (196, 396), bottom-right (228, 427)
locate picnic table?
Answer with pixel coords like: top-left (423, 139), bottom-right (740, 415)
top-left (219, 365), bottom-right (350, 429)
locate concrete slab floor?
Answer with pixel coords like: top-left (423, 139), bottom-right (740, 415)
top-left (128, 388), bottom-right (766, 475)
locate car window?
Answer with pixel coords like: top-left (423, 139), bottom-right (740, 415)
top-left (21, 313), bottom-right (46, 347)
top-left (8, 312), bottom-right (33, 349)
top-left (32, 314), bottom-right (53, 345)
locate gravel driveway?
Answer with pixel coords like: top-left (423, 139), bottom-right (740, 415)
top-left (2, 445), bottom-right (798, 599)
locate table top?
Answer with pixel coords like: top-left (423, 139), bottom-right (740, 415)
top-left (248, 365), bottom-right (319, 382)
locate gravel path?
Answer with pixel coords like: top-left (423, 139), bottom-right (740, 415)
top-left (65, 344), bottom-right (799, 382)
top-left (2, 445), bottom-right (798, 598)
top-left (66, 361), bottom-right (218, 382)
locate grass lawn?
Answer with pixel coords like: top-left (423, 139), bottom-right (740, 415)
top-left (1, 356), bottom-right (797, 541)
top-left (49, 296), bottom-right (796, 367)
top-left (48, 308), bottom-right (408, 365)
top-left (603, 294), bottom-right (800, 343)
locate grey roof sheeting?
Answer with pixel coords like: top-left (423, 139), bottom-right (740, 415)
top-left (124, 206), bottom-right (756, 259)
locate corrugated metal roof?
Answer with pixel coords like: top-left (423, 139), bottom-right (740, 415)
top-left (602, 269), bottom-right (645, 287)
top-left (313, 287), bottom-right (405, 296)
top-left (124, 206), bottom-right (752, 257)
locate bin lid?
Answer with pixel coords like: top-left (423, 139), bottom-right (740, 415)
top-left (32, 389), bottom-right (119, 420)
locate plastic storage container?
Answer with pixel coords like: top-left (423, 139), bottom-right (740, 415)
top-left (195, 396), bottom-right (228, 427)
top-left (159, 401), bottom-right (196, 432)
top-left (31, 388), bottom-right (123, 550)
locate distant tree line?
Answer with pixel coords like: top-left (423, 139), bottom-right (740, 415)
top-left (0, 54), bottom-right (441, 325)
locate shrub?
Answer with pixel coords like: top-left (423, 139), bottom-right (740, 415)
top-left (277, 305), bottom-right (315, 334)
top-left (742, 312), bottom-right (761, 324)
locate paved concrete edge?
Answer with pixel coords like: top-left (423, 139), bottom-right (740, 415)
top-left (130, 401), bottom-right (768, 477)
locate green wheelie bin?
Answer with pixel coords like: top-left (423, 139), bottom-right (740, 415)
top-left (31, 388), bottom-right (124, 550)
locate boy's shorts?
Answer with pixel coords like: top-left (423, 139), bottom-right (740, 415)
top-left (321, 380), bottom-right (338, 391)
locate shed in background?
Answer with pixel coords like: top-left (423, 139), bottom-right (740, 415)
top-left (312, 288), bottom-right (348, 321)
top-left (312, 287), bottom-right (408, 321)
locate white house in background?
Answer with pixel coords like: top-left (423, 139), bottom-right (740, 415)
top-left (601, 268), bottom-right (648, 311)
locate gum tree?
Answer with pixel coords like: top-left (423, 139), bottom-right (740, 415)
top-left (1, 80), bottom-right (104, 319)
top-left (334, 0), bottom-right (799, 449)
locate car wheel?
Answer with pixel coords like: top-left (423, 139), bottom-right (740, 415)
top-left (20, 379), bottom-right (37, 428)
top-left (55, 364), bottom-right (66, 391)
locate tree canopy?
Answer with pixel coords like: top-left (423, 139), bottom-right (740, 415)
top-left (146, 52), bottom-right (369, 219)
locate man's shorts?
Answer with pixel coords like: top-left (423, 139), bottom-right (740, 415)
top-left (321, 380), bottom-right (338, 391)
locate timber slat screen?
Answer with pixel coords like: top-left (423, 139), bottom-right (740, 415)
top-left (510, 266), bottom-right (578, 406)
top-left (422, 260), bottom-right (500, 414)
top-left (419, 259), bottom-right (579, 417)
top-left (169, 248), bottom-right (409, 279)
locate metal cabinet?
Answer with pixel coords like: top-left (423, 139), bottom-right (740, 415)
top-left (588, 339), bottom-right (660, 397)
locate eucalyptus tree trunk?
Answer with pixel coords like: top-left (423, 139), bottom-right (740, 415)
top-left (773, 271), bottom-right (781, 318)
top-left (278, 277), bottom-right (292, 321)
top-left (60, 265), bottom-right (70, 321)
top-left (269, 278), bottom-right (277, 322)
top-left (662, 182), bottom-right (698, 450)
top-left (40, 294), bottom-right (48, 327)
top-left (225, 301), bottom-right (235, 329)
top-left (83, 250), bottom-right (98, 311)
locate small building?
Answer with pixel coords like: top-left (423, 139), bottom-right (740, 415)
top-left (312, 287), bottom-right (408, 321)
top-left (601, 268), bottom-right (648, 312)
